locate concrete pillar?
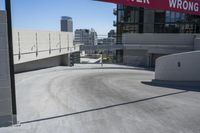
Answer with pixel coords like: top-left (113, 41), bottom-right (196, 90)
top-left (143, 10), bottom-right (155, 33)
top-left (147, 53), bottom-right (152, 68)
top-left (67, 53), bottom-right (71, 66)
top-left (194, 38), bottom-right (200, 50)
top-left (0, 10), bottom-right (16, 127)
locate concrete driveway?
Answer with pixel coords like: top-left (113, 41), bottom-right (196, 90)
top-left (0, 64), bottom-right (200, 133)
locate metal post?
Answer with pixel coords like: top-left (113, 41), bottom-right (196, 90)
top-left (68, 49), bottom-right (71, 66)
top-left (35, 32), bottom-right (38, 57)
top-left (67, 34), bottom-right (69, 51)
top-left (5, 0), bottom-right (17, 124)
top-left (101, 51), bottom-right (103, 67)
top-left (49, 33), bottom-right (51, 55)
top-left (59, 34), bottom-right (61, 53)
top-left (17, 32), bottom-right (21, 60)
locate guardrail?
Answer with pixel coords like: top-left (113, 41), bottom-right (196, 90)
top-left (12, 29), bottom-right (79, 64)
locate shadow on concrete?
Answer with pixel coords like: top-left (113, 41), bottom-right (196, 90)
top-left (49, 66), bottom-right (154, 74)
top-left (141, 81), bottom-right (200, 92)
top-left (0, 116), bottom-right (13, 128)
top-left (64, 67), bottom-right (153, 71)
top-left (76, 63), bottom-right (154, 71)
top-left (15, 64), bottom-right (154, 74)
top-left (20, 90), bottom-right (187, 125)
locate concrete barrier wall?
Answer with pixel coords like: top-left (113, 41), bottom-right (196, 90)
top-left (14, 54), bottom-right (69, 73)
top-left (155, 51), bottom-right (200, 81)
top-left (194, 38), bottom-right (200, 50)
top-left (123, 49), bottom-right (148, 67)
top-left (0, 10), bottom-right (16, 127)
top-left (122, 33), bottom-right (196, 48)
top-left (121, 33), bottom-right (199, 67)
top-left (12, 29), bottom-right (77, 64)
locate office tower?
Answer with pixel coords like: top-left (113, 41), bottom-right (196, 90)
top-left (61, 16), bottom-right (73, 32)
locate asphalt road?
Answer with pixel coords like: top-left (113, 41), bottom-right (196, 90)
top-left (0, 64), bottom-right (200, 133)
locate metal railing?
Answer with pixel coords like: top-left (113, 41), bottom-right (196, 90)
top-left (13, 30), bottom-right (79, 63)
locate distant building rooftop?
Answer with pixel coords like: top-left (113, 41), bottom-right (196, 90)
top-left (61, 16), bottom-right (72, 20)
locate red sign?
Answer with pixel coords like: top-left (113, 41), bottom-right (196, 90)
top-left (98, 0), bottom-right (200, 15)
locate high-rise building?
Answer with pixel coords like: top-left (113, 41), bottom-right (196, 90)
top-left (74, 29), bottom-right (97, 46)
top-left (90, 28), bottom-right (98, 46)
top-left (98, 37), bottom-right (116, 46)
top-left (112, 4), bottom-right (200, 67)
top-left (98, 30), bottom-right (116, 46)
top-left (108, 29), bottom-right (116, 38)
top-left (61, 16), bottom-right (73, 32)
top-left (115, 5), bottom-right (200, 43)
top-left (74, 29), bottom-right (90, 45)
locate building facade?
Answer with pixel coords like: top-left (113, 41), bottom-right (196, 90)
top-left (61, 16), bottom-right (73, 32)
top-left (74, 29), bottom-right (98, 46)
top-left (108, 29), bottom-right (116, 38)
top-left (115, 5), bottom-right (200, 43)
top-left (90, 28), bottom-right (98, 46)
top-left (97, 30), bottom-right (116, 46)
top-left (114, 5), bottom-right (200, 67)
top-left (98, 37), bottom-right (116, 46)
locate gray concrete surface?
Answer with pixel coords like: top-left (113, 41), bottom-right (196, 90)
top-left (123, 49), bottom-right (148, 67)
top-left (0, 64), bottom-right (200, 133)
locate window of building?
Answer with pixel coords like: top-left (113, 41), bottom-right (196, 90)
top-left (154, 10), bottom-right (200, 33)
top-left (116, 5), bottom-right (200, 43)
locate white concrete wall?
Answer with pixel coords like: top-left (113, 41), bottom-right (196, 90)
top-left (122, 33), bottom-right (196, 49)
top-left (155, 51), bottom-right (200, 81)
top-left (121, 33), bottom-right (199, 67)
top-left (123, 33), bottom-right (195, 44)
top-left (123, 49), bottom-right (148, 67)
top-left (0, 10), bottom-right (15, 127)
top-left (14, 54), bottom-right (69, 73)
top-left (12, 29), bottom-right (78, 64)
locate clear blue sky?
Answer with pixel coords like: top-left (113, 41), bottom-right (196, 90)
top-left (0, 0), bottom-right (116, 35)
top-left (0, 0), bottom-right (5, 10)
